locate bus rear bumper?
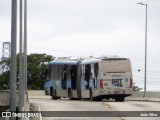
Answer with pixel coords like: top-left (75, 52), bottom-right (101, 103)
top-left (93, 89), bottom-right (133, 98)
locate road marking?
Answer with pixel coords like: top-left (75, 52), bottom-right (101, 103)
top-left (38, 105), bottom-right (43, 120)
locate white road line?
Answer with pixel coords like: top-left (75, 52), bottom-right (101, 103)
top-left (38, 105), bottom-right (43, 120)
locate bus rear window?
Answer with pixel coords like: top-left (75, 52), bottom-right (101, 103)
top-left (101, 59), bottom-right (131, 73)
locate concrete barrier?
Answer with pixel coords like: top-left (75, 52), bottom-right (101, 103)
top-left (0, 90), bottom-right (30, 110)
top-left (28, 90), bottom-right (50, 99)
top-left (27, 90), bottom-right (160, 102)
top-left (126, 91), bottom-right (160, 102)
top-left (0, 90), bottom-right (19, 106)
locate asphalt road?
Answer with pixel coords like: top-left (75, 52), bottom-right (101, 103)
top-left (29, 98), bottom-right (160, 120)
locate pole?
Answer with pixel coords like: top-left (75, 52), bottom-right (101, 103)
top-left (144, 4), bottom-right (147, 98)
top-left (24, 0), bottom-right (27, 92)
top-left (137, 2), bottom-right (148, 98)
top-left (19, 0), bottom-right (24, 114)
top-left (10, 0), bottom-right (17, 119)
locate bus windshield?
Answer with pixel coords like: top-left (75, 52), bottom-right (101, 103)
top-left (101, 58), bottom-right (131, 73)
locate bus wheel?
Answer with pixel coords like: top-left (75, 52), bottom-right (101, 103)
top-left (119, 97), bottom-right (125, 102)
top-left (52, 89), bottom-right (57, 100)
top-left (115, 97), bottom-right (124, 102)
top-left (90, 91), bottom-right (95, 101)
top-left (68, 89), bottom-right (73, 100)
top-left (115, 98), bottom-right (119, 102)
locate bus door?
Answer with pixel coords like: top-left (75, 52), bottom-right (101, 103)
top-left (69, 65), bottom-right (78, 99)
top-left (70, 65), bottom-right (77, 90)
top-left (91, 63), bottom-right (99, 89)
top-left (84, 64), bottom-right (91, 89)
top-left (61, 64), bottom-right (67, 89)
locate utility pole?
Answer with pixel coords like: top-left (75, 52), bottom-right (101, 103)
top-left (24, 0), bottom-right (27, 92)
top-left (19, 0), bottom-right (24, 114)
top-left (10, 0), bottom-right (17, 120)
top-left (137, 2), bottom-right (148, 98)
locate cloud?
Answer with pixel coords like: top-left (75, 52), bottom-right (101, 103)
top-left (0, 0), bottom-right (160, 59)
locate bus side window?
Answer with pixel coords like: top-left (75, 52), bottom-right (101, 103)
top-left (54, 65), bottom-right (58, 79)
top-left (93, 63), bottom-right (98, 88)
top-left (81, 65), bottom-right (85, 79)
top-left (94, 63), bottom-right (98, 78)
top-left (62, 65), bottom-right (67, 89)
top-left (51, 65), bottom-right (55, 79)
top-left (85, 64), bottom-right (91, 89)
top-left (57, 65), bottom-right (61, 80)
top-left (67, 66), bottom-right (71, 79)
top-left (91, 64), bottom-right (94, 80)
top-left (70, 65), bottom-right (76, 89)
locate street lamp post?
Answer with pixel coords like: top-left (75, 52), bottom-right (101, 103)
top-left (137, 2), bottom-right (148, 98)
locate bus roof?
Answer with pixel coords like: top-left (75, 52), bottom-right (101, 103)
top-left (49, 60), bottom-right (78, 65)
top-left (99, 56), bottom-right (129, 61)
top-left (48, 57), bottom-right (100, 65)
top-left (102, 58), bottom-right (128, 60)
top-left (81, 59), bottom-right (100, 65)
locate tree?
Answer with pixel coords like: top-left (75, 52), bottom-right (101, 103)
top-left (0, 59), bottom-right (10, 89)
top-left (27, 54), bottom-right (54, 89)
top-left (0, 71), bottom-right (10, 89)
top-left (0, 53), bottom-right (54, 90)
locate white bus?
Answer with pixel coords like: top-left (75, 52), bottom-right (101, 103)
top-left (44, 56), bottom-right (133, 101)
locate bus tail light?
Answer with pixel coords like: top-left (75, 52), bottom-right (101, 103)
top-left (130, 78), bottom-right (133, 88)
top-left (100, 79), bottom-right (103, 89)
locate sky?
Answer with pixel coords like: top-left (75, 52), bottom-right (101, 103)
top-left (0, 0), bottom-right (160, 90)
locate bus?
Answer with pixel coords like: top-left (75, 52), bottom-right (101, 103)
top-left (44, 56), bottom-right (133, 101)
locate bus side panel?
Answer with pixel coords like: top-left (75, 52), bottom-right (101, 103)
top-left (80, 79), bottom-right (90, 98)
top-left (81, 90), bottom-right (90, 98)
top-left (81, 80), bottom-right (86, 90)
top-left (71, 90), bottom-right (78, 98)
top-left (54, 79), bottom-right (71, 97)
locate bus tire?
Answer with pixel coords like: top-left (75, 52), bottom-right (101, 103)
top-left (90, 90), bottom-right (95, 101)
top-left (52, 89), bottom-right (57, 100)
top-left (115, 97), bottom-right (124, 102)
top-left (68, 89), bottom-right (73, 100)
top-left (115, 98), bottom-right (119, 102)
top-left (119, 97), bottom-right (125, 102)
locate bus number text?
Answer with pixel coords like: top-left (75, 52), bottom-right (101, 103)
top-left (112, 79), bottom-right (122, 84)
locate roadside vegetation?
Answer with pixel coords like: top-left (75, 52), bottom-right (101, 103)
top-left (0, 53), bottom-right (54, 90)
